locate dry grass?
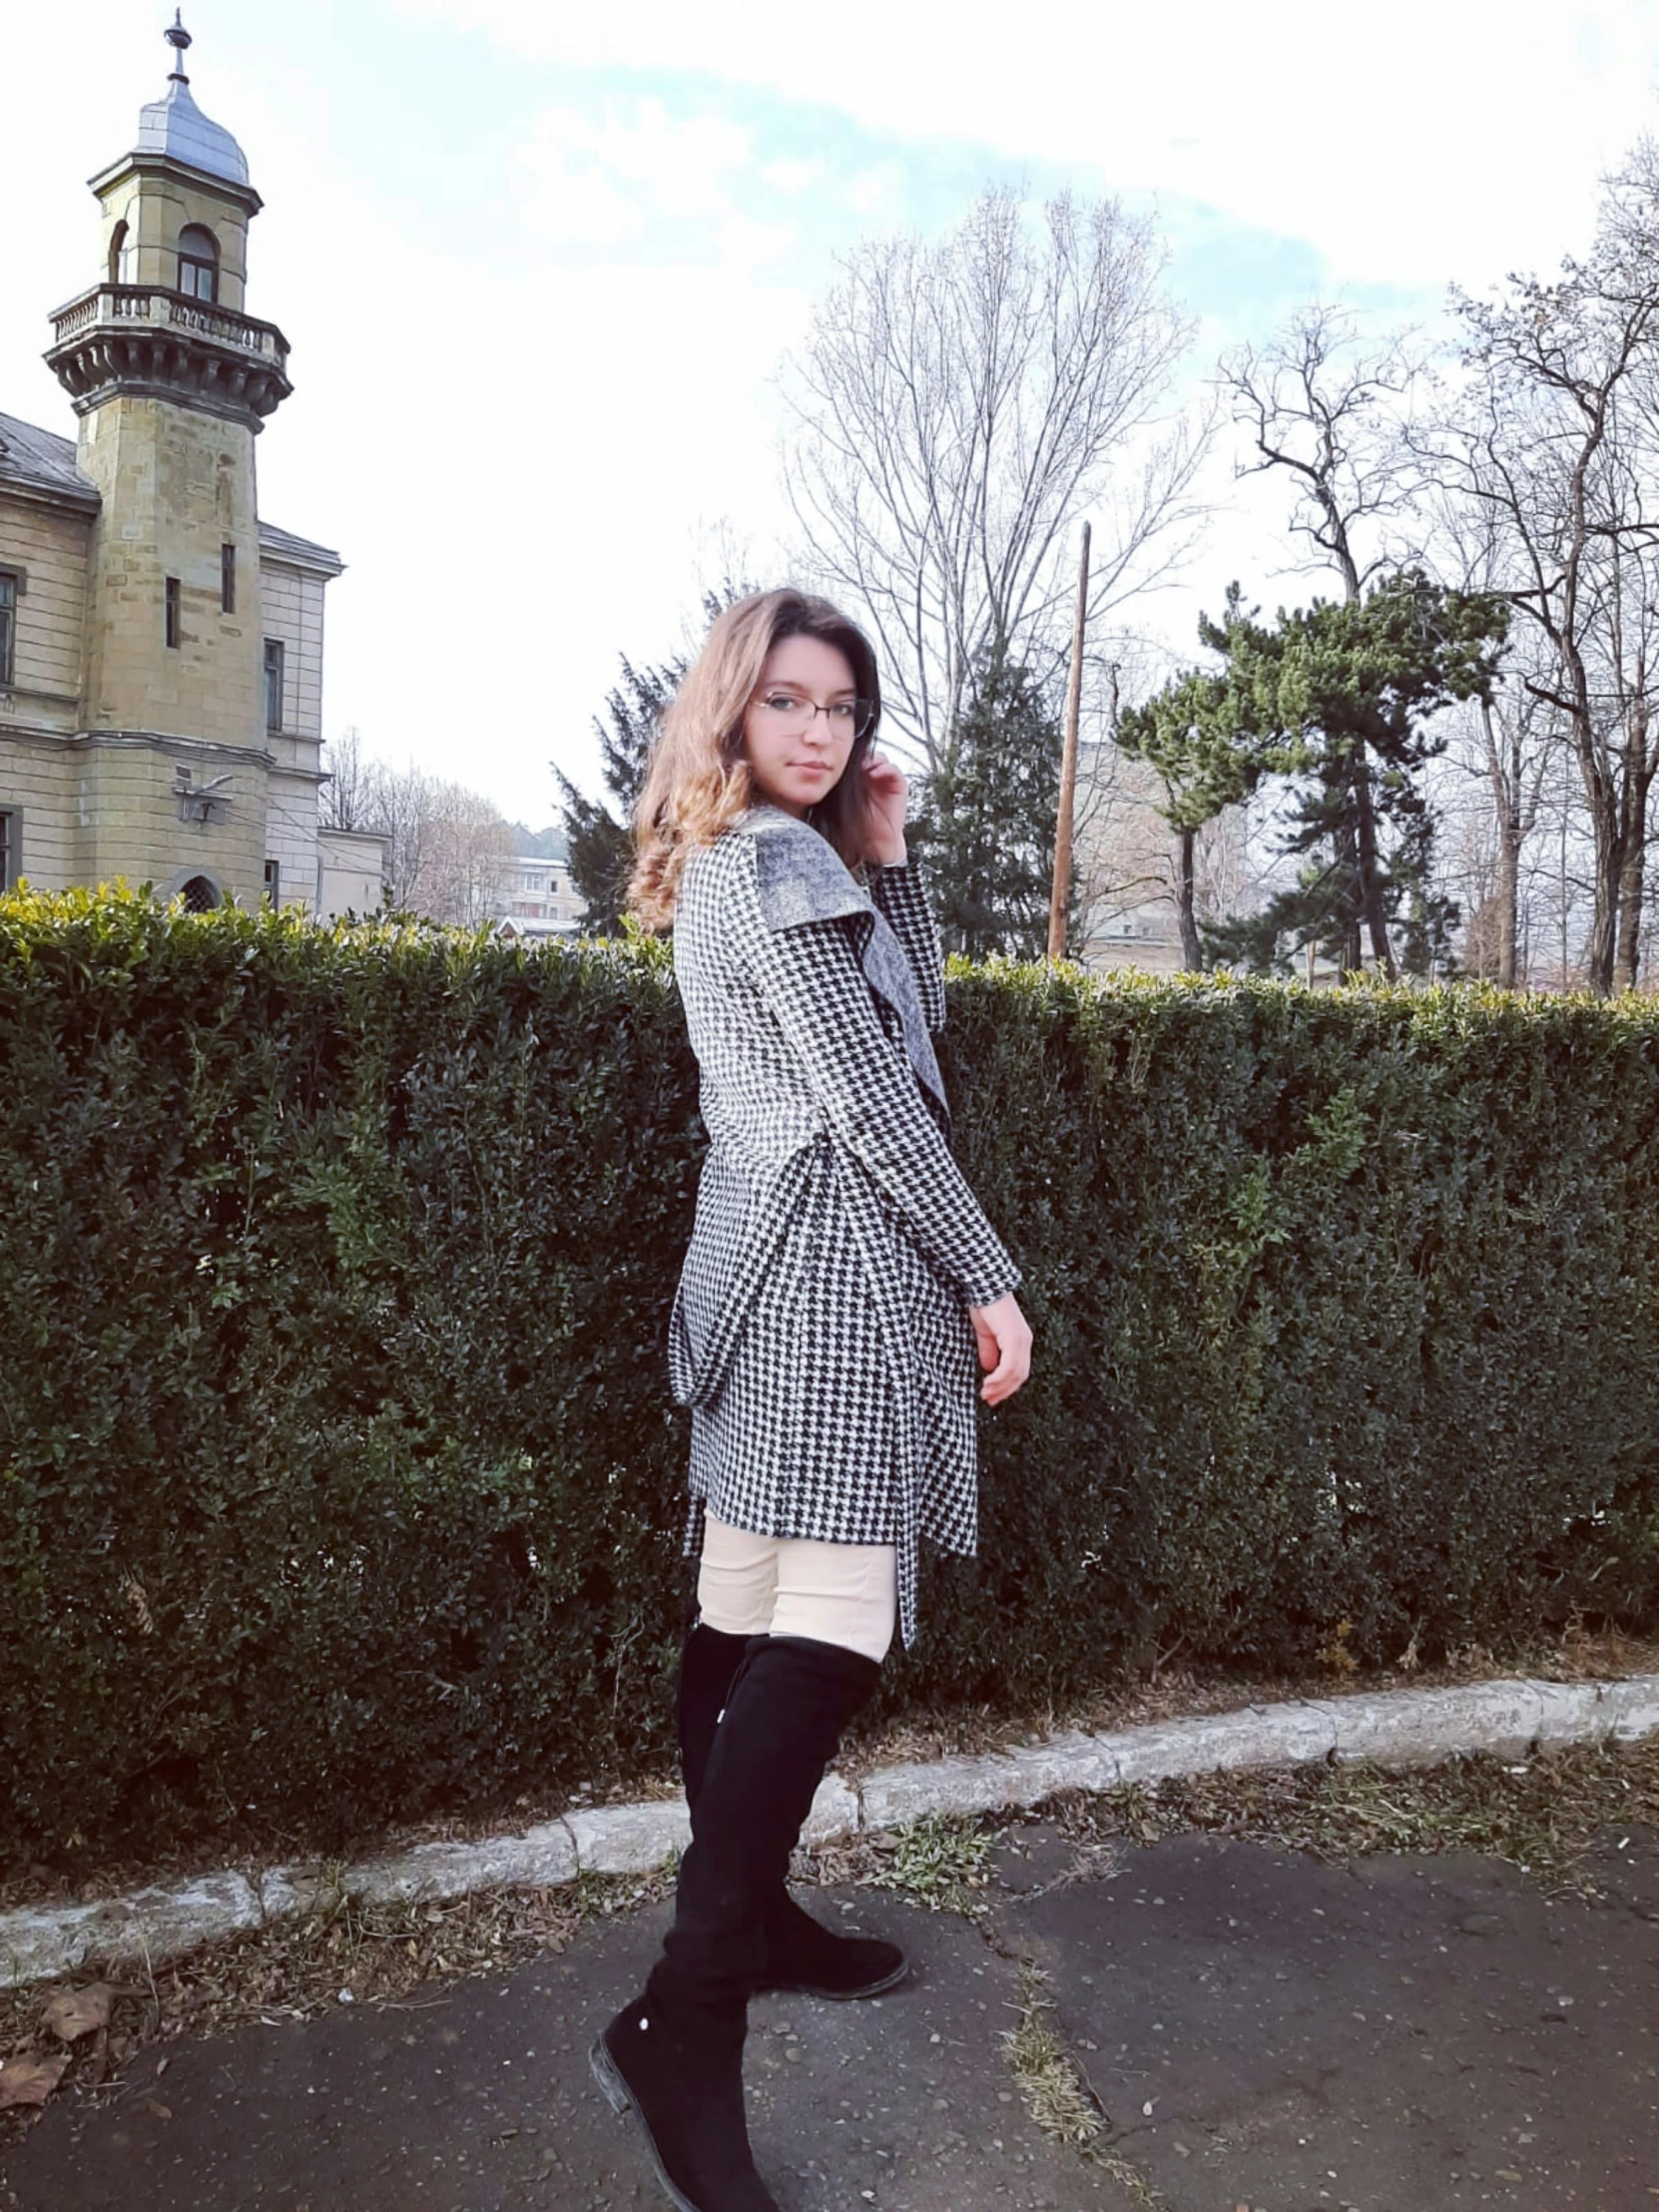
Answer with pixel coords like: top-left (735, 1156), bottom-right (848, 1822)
top-left (1002, 1965), bottom-right (1105, 2146)
top-left (1001, 1962), bottom-right (1166, 2206)
top-left (1049, 1735), bottom-right (1659, 1893)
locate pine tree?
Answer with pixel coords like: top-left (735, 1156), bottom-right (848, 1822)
top-left (1115, 587), bottom-right (1296, 970)
top-left (552, 654), bottom-right (684, 935)
top-left (1196, 572), bottom-right (1509, 977)
top-left (909, 646), bottom-right (1069, 959)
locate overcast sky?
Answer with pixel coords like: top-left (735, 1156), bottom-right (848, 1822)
top-left (6, 1), bottom-right (1658, 827)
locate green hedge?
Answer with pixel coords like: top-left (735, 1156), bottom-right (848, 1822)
top-left (2, 888), bottom-right (1657, 1864)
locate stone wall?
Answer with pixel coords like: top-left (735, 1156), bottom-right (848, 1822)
top-left (78, 396), bottom-right (264, 753)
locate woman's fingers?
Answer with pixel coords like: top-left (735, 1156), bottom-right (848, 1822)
top-left (862, 751), bottom-right (907, 802)
top-left (967, 1295), bottom-right (1032, 1403)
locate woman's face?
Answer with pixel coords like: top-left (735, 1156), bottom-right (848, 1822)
top-left (741, 634), bottom-right (863, 819)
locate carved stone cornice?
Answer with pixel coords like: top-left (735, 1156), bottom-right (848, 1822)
top-left (45, 284), bottom-right (291, 431)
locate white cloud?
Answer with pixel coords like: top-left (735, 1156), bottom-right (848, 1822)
top-left (392, 0), bottom-right (1659, 287)
top-left (520, 99), bottom-right (755, 245)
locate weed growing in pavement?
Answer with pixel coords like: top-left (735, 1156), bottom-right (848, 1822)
top-left (871, 1811), bottom-right (996, 1912)
top-left (1002, 1965), bottom-right (1103, 2144)
top-left (1001, 1962), bottom-right (1165, 2204)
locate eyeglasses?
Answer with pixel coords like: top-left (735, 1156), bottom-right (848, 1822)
top-left (753, 690), bottom-right (876, 741)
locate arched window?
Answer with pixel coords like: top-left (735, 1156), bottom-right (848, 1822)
top-left (177, 225), bottom-right (220, 303)
top-left (107, 220), bottom-right (129, 287)
top-left (178, 874), bottom-right (219, 913)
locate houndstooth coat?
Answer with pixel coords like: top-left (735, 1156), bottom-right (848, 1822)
top-left (668, 803), bottom-right (1020, 1647)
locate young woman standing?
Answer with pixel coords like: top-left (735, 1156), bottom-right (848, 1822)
top-left (591, 589), bottom-right (1032, 2212)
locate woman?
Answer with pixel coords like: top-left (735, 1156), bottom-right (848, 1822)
top-left (590, 589), bottom-right (1032, 2212)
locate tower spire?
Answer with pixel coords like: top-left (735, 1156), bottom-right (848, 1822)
top-left (166, 11), bottom-right (192, 85)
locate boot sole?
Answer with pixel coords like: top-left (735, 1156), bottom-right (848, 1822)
top-left (758, 1954), bottom-right (911, 2001)
top-left (591, 2033), bottom-right (728, 2212)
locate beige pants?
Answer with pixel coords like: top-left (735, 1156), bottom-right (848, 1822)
top-left (697, 1512), bottom-right (897, 1665)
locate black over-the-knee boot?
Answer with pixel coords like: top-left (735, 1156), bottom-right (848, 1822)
top-left (591, 1635), bottom-right (880, 2212)
top-left (677, 1622), bottom-right (906, 2001)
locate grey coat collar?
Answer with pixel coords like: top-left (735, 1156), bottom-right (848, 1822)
top-left (736, 806), bottom-right (947, 1115)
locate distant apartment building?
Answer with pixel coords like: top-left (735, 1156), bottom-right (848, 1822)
top-left (0, 18), bottom-right (381, 917)
top-left (491, 842), bottom-right (585, 941)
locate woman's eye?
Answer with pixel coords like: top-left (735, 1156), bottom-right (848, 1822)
top-left (828, 704), bottom-right (856, 724)
top-left (764, 694), bottom-right (801, 712)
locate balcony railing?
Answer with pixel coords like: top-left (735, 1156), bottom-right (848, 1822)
top-left (49, 284), bottom-right (289, 373)
top-left (46, 283), bottom-right (292, 424)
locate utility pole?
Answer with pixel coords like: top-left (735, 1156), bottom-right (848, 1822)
top-left (1047, 521), bottom-right (1091, 961)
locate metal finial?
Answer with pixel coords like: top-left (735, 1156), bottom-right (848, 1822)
top-left (166, 9), bottom-right (192, 81)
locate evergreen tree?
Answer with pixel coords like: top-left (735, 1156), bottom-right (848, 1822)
top-left (1115, 587), bottom-right (1296, 970)
top-left (1196, 572), bottom-right (1509, 977)
top-left (909, 646), bottom-right (1069, 959)
top-left (552, 654), bottom-right (684, 935)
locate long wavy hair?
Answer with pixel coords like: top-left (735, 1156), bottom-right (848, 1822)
top-left (628, 588), bottom-right (883, 932)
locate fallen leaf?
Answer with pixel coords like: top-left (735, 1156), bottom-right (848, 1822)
top-left (142, 2096), bottom-right (173, 2121)
top-left (0, 2053), bottom-right (70, 2110)
top-left (44, 1982), bottom-right (114, 2042)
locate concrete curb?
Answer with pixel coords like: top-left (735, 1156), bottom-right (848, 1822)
top-left (5, 1672), bottom-right (1656, 1991)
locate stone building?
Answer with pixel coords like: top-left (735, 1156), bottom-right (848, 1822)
top-left (0, 16), bottom-right (381, 915)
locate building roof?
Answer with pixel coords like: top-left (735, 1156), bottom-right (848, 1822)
top-left (134, 19), bottom-right (250, 188)
top-left (0, 410), bottom-right (99, 512)
top-left (258, 521), bottom-right (344, 576)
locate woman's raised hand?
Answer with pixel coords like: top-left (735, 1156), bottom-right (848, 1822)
top-left (859, 753), bottom-right (909, 867)
top-left (968, 1293), bottom-right (1032, 1405)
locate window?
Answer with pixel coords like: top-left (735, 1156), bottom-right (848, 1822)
top-left (0, 810), bottom-right (16, 894)
top-left (264, 639), bottom-right (285, 732)
top-left (165, 576), bottom-right (182, 650)
top-left (179, 875), bottom-right (218, 913)
top-left (263, 858), bottom-right (280, 906)
top-left (0, 570), bottom-right (16, 688)
top-left (221, 543), bottom-right (236, 615)
top-left (108, 220), bottom-right (129, 287)
top-left (177, 224), bottom-right (220, 302)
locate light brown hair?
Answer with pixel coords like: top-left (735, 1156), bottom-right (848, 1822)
top-left (628, 588), bottom-right (882, 932)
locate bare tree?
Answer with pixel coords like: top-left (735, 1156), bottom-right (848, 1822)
top-left (407, 783), bottom-right (516, 926)
top-left (780, 187), bottom-right (1209, 773)
top-left (1415, 500), bottom-right (1562, 991)
top-left (1224, 305), bottom-right (1424, 598)
top-left (366, 762), bottom-right (435, 914)
top-left (1464, 680), bottom-right (1559, 987)
top-left (1410, 146), bottom-right (1659, 992)
top-left (320, 725), bottom-right (375, 832)
top-left (317, 738), bottom-right (516, 923)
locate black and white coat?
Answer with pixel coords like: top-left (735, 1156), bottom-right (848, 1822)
top-left (668, 802), bottom-right (1020, 1646)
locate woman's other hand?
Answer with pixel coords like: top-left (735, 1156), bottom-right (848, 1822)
top-left (859, 753), bottom-right (909, 867)
top-left (968, 1294), bottom-right (1032, 1404)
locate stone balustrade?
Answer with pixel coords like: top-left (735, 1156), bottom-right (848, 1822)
top-left (45, 284), bottom-right (292, 428)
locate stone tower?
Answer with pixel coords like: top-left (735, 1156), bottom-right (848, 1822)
top-left (42, 14), bottom-right (294, 900)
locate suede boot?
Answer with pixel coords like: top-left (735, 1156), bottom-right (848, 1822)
top-left (593, 1635), bottom-right (882, 2211)
top-left (590, 1992), bottom-right (776, 2212)
top-left (678, 1622), bottom-right (907, 2001)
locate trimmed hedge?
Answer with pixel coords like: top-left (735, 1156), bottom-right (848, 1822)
top-left (2, 888), bottom-right (1657, 1863)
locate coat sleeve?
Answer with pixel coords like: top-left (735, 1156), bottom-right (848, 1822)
top-left (734, 838), bottom-right (1020, 1308)
top-left (869, 858), bottom-right (947, 1034)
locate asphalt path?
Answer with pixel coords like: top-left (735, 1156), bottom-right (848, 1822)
top-left (5, 1818), bottom-right (1656, 2211)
